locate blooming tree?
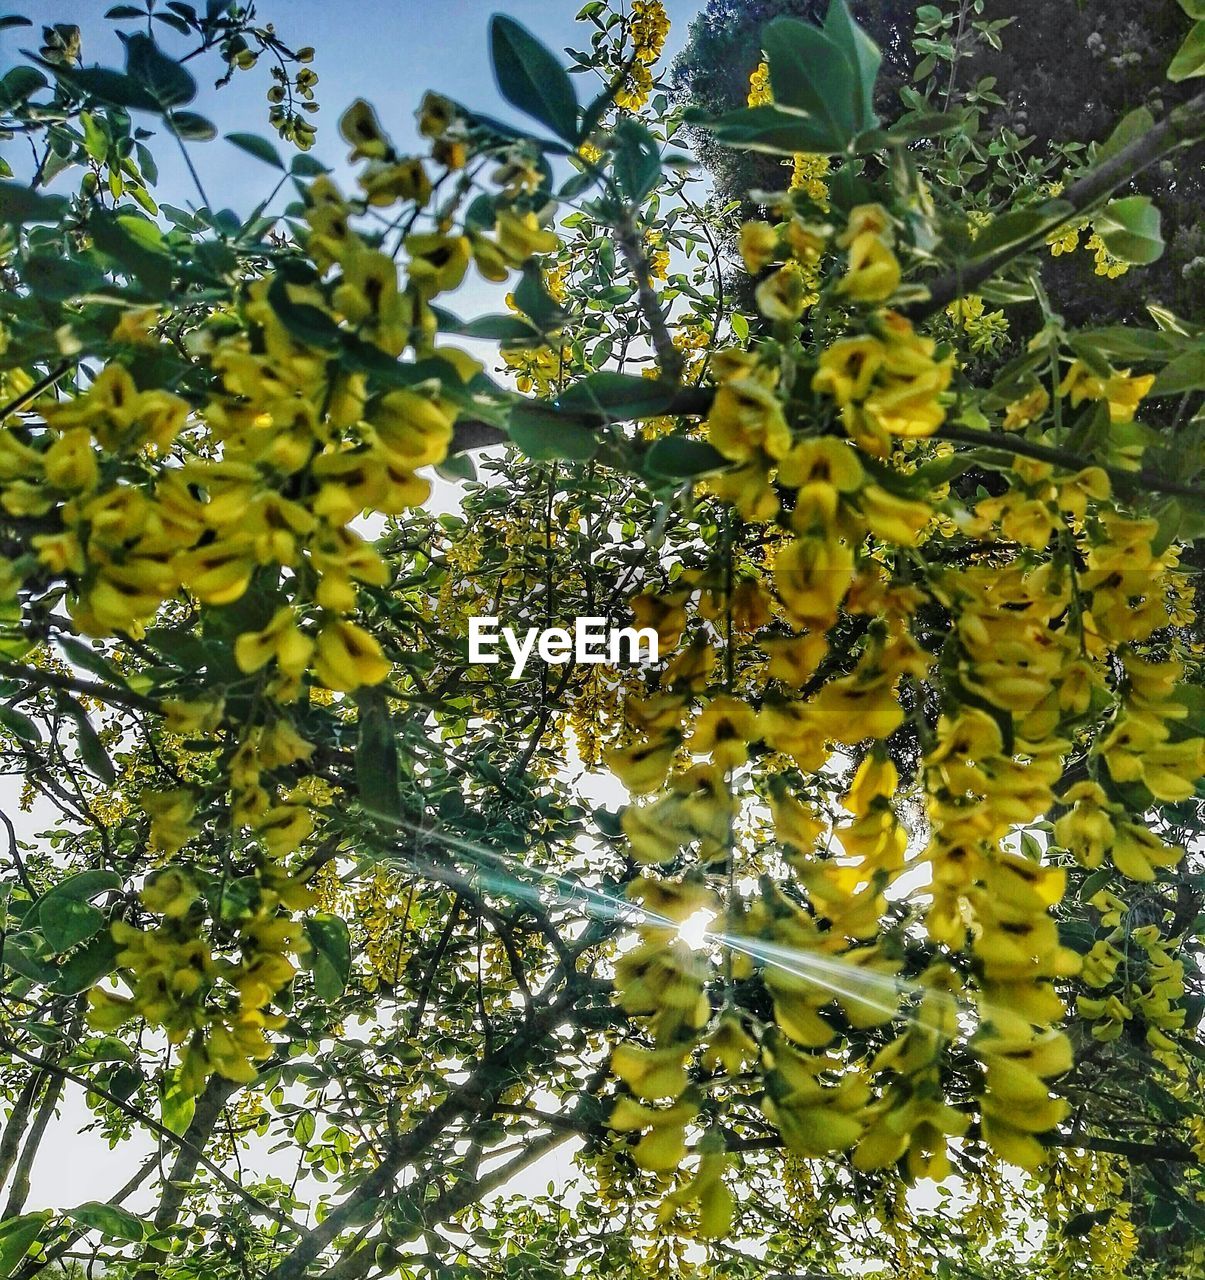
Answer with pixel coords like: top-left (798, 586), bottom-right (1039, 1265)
top-left (0, 1), bottom-right (1204, 1278)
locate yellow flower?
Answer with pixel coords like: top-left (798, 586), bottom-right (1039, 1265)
top-left (313, 619), bottom-right (391, 692)
top-left (838, 232), bottom-right (900, 303)
top-left (687, 695), bottom-right (757, 769)
top-left (359, 157), bottom-right (431, 208)
top-left (417, 91), bottom-right (457, 139)
top-left (44, 428), bottom-right (99, 492)
top-left (370, 388), bottom-right (455, 469)
top-left (404, 232), bottom-right (471, 296)
top-left (607, 733), bottom-right (681, 796)
top-left (762, 633), bottom-right (828, 688)
top-left (1057, 360), bottom-right (1155, 423)
top-left (812, 336), bottom-right (883, 406)
top-left (141, 788), bottom-right (197, 855)
top-left (706, 379), bottom-right (792, 462)
top-left (630, 592), bottom-right (687, 649)
top-left (256, 804), bottom-right (315, 859)
top-left (630, 0), bottom-right (670, 64)
top-left (1002, 384), bottom-right (1049, 430)
top-left (708, 461), bottom-right (780, 522)
top-left (859, 485), bottom-right (931, 545)
top-left (611, 1041), bottom-right (690, 1101)
top-left (234, 607), bottom-right (315, 678)
top-left (339, 98), bottom-right (392, 160)
top-left (739, 220), bottom-right (779, 274)
top-left (774, 535), bottom-right (854, 627)
top-left (332, 249), bottom-right (400, 325)
top-left (494, 209), bottom-right (558, 264)
top-left (756, 264), bottom-right (810, 321)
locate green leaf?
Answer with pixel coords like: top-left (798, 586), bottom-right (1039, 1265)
top-left (968, 201), bottom-right (1071, 258)
top-left (436, 451), bottom-right (477, 481)
top-left (976, 278), bottom-right (1035, 305)
top-left (0, 16), bottom-right (32, 30)
top-left (55, 636), bottom-right (128, 687)
top-left (0, 1212), bottom-right (51, 1278)
top-left (1076, 326), bottom-right (1177, 362)
top-left (885, 110), bottom-right (966, 143)
top-left (52, 65), bottom-right (162, 112)
top-left (1094, 195), bottom-right (1164, 265)
top-left (293, 1110), bottom-right (316, 1144)
top-left (512, 261), bottom-right (567, 334)
top-left (489, 14), bottom-right (578, 143)
top-left (763, 16), bottom-right (858, 148)
top-left (1167, 18), bottom-right (1205, 80)
top-left (559, 373), bottom-right (682, 422)
top-left (1178, 0), bottom-right (1205, 19)
top-left (1096, 106), bottom-right (1155, 163)
top-left (160, 1072), bottom-right (195, 1136)
top-left (823, 0), bottom-right (881, 129)
top-left (226, 131), bottom-right (285, 170)
top-left (0, 65), bottom-right (46, 108)
top-left (507, 403), bottom-right (598, 461)
top-left (686, 104), bottom-right (848, 156)
top-left (170, 110), bottom-right (216, 141)
top-left (67, 1202), bottom-right (147, 1243)
top-left (154, 10), bottom-right (192, 35)
top-left (55, 693), bottom-right (117, 785)
top-left (0, 180), bottom-right (67, 226)
top-left (41, 897), bottom-right (104, 954)
top-left (20, 253), bottom-right (103, 301)
top-left (38, 871), bottom-right (121, 957)
top-left (0, 704), bottom-right (40, 744)
top-left (53, 931), bottom-right (118, 994)
top-left (2, 939), bottom-right (55, 985)
top-left (124, 32), bottom-right (196, 108)
top-left (611, 118), bottom-right (661, 203)
top-left (443, 313), bottom-right (543, 344)
top-left (355, 689), bottom-right (401, 825)
top-left (1150, 349), bottom-right (1205, 396)
top-left (644, 437), bottom-right (727, 479)
top-left (304, 913), bottom-right (351, 1000)
top-left (290, 153), bottom-right (329, 177)
top-left (41, 870), bottom-right (123, 904)
top-left (91, 209), bottom-right (173, 295)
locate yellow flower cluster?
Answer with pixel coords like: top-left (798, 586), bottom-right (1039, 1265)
top-left (615, 1), bottom-right (669, 111)
top-left (813, 317), bottom-right (949, 449)
top-left (746, 62), bottom-right (830, 206)
top-left (88, 866), bottom-right (312, 1087)
top-left (62, 96), bottom-right (561, 1092)
top-left (630, 0), bottom-right (670, 64)
top-left (740, 216), bottom-right (827, 321)
top-left (604, 194), bottom-right (1203, 1205)
top-left (1047, 219), bottom-right (1130, 279)
top-left (1058, 360), bottom-right (1154, 424)
top-left (945, 293), bottom-right (1010, 355)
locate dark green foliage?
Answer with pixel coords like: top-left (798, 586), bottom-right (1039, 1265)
top-left (673, 0), bottom-right (1204, 321)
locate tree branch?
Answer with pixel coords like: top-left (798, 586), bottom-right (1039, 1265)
top-left (0, 1034), bottom-right (300, 1229)
top-left (903, 88), bottom-right (1205, 321)
top-left (136, 1074), bottom-right (237, 1274)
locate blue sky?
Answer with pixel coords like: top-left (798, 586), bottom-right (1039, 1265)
top-left (3, 0), bottom-right (709, 216)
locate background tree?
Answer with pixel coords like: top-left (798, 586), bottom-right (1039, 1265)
top-left (673, 0), bottom-right (1205, 322)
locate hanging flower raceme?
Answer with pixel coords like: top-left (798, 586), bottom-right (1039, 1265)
top-left (56, 93), bottom-right (565, 1094)
top-left (603, 188), bottom-right (1203, 1212)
